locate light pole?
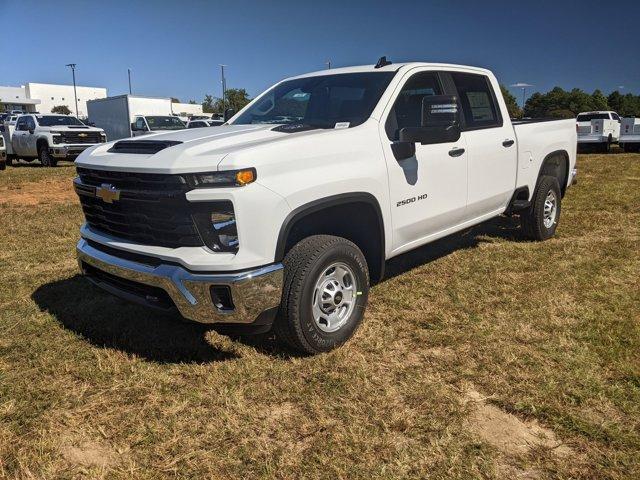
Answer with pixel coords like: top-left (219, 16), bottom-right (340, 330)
top-left (326, 60), bottom-right (331, 69)
top-left (510, 82), bottom-right (534, 114)
top-left (219, 64), bottom-right (227, 115)
top-left (65, 63), bottom-right (78, 118)
top-left (128, 68), bottom-right (132, 95)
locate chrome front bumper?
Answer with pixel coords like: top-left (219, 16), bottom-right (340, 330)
top-left (50, 145), bottom-right (93, 158)
top-left (76, 238), bottom-right (284, 324)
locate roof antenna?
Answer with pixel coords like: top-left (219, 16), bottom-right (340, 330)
top-left (374, 56), bottom-right (392, 69)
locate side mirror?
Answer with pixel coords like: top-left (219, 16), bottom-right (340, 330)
top-left (392, 95), bottom-right (461, 161)
top-left (28, 129), bottom-right (34, 134)
top-left (131, 122), bottom-right (138, 131)
top-left (224, 108), bottom-right (236, 121)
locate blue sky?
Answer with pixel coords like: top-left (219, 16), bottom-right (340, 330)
top-left (2, 0), bottom-right (638, 104)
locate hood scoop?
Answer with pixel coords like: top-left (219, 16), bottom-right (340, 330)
top-left (109, 140), bottom-right (183, 154)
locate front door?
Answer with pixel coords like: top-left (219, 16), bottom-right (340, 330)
top-left (379, 69), bottom-right (468, 255)
top-left (12, 116), bottom-right (28, 156)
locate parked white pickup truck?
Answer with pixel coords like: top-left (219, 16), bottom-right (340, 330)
top-left (576, 111), bottom-right (621, 152)
top-left (0, 132), bottom-right (5, 170)
top-left (619, 117), bottom-right (640, 152)
top-left (73, 60), bottom-right (577, 353)
top-left (9, 114), bottom-right (106, 167)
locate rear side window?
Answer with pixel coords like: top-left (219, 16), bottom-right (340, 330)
top-left (611, 113), bottom-right (620, 121)
top-left (451, 73), bottom-right (502, 129)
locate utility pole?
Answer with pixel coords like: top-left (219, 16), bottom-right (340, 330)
top-left (326, 60), bottom-right (331, 69)
top-left (128, 68), bottom-right (132, 95)
top-left (66, 63), bottom-right (78, 118)
top-left (220, 64), bottom-right (227, 114)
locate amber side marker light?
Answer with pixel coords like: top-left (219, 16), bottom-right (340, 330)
top-left (236, 169), bottom-right (256, 186)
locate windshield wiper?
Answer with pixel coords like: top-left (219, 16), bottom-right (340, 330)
top-left (271, 123), bottom-right (328, 133)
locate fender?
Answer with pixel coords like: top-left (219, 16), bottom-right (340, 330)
top-left (274, 192), bottom-right (386, 281)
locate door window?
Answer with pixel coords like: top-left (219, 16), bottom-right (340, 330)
top-left (16, 117), bottom-right (28, 131)
top-left (385, 72), bottom-right (443, 140)
top-left (611, 112), bottom-right (620, 121)
top-left (135, 118), bottom-right (146, 130)
top-left (450, 73), bottom-right (502, 130)
top-left (26, 117), bottom-right (36, 130)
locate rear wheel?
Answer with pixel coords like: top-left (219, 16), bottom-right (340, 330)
top-left (38, 145), bottom-right (57, 167)
top-left (520, 175), bottom-right (562, 241)
top-left (275, 235), bottom-right (369, 354)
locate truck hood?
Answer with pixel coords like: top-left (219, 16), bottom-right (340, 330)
top-left (44, 125), bottom-right (104, 133)
top-left (75, 124), bottom-right (328, 173)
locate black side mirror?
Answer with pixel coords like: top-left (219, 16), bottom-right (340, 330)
top-left (224, 108), bottom-right (236, 121)
top-left (28, 129), bottom-right (34, 134)
top-left (131, 122), bottom-right (138, 131)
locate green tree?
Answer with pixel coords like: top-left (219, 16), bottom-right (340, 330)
top-left (170, 97), bottom-right (181, 103)
top-left (202, 94), bottom-right (215, 113)
top-left (500, 85), bottom-right (522, 118)
top-left (51, 105), bottom-right (71, 115)
top-left (212, 88), bottom-right (252, 113)
top-left (188, 100), bottom-right (197, 104)
top-left (591, 89), bottom-right (609, 111)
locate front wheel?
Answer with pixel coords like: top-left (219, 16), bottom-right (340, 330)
top-left (275, 235), bottom-right (370, 354)
top-left (38, 146), bottom-right (57, 167)
top-left (520, 175), bottom-right (562, 241)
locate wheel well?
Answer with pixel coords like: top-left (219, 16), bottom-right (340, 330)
top-left (36, 138), bottom-right (49, 152)
top-left (276, 194), bottom-right (385, 283)
top-left (539, 150), bottom-right (569, 197)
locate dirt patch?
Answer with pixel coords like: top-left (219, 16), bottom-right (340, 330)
top-left (60, 440), bottom-right (116, 468)
top-left (0, 179), bottom-right (76, 206)
top-left (466, 389), bottom-right (572, 457)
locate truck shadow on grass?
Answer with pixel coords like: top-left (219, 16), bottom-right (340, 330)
top-left (382, 215), bottom-right (522, 282)
top-left (30, 216), bottom-right (522, 362)
top-left (31, 275), bottom-right (239, 364)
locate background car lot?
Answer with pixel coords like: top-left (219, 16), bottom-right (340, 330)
top-left (0, 152), bottom-right (638, 479)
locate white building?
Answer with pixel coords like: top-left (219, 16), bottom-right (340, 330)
top-left (0, 82), bottom-right (107, 118)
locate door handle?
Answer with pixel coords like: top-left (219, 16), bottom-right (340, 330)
top-left (502, 139), bottom-right (515, 147)
top-left (448, 148), bottom-right (465, 157)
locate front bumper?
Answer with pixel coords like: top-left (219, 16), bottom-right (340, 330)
top-left (76, 238), bottom-right (284, 324)
top-left (50, 144), bottom-right (95, 158)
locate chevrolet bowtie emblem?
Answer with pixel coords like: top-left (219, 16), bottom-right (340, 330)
top-left (96, 183), bottom-right (121, 203)
top-left (78, 133), bottom-right (87, 137)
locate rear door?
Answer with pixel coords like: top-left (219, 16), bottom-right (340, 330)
top-left (379, 69), bottom-right (468, 253)
top-left (448, 72), bottom-right (517, 219)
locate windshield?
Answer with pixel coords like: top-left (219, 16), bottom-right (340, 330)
top-left (577, 113), bottom-right (609, 122)
top-left (146, 116), bottom-right (186, 130)
top-left (37, 115), bottom-right (84, 126)
top-left (232, 72), bottom-right (395, 128)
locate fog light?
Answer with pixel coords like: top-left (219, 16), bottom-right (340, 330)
top-left (210, 285), bottom-right (234, 311)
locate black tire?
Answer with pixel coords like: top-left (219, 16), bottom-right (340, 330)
top-left (274, 235), bottom-right (369, 354)
top-left (6, 156), bottom-right (13, 166)
top-left (520, 175), bottom-right (562, 241)
top-left (0, 160), bottom-right (5, 171)
top-left (38, 145), bottom-right (57, 167)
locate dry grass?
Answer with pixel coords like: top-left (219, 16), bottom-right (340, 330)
top-left (0, 153), bottom-right (638, 479)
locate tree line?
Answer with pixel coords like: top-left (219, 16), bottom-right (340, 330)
top-left (501, 85), bottom-right (640, 119)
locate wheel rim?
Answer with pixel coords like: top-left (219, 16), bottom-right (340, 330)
top-left (543, 190), bottom-right (557, 229)
top-left (312, 262), bottom-right (358, 333)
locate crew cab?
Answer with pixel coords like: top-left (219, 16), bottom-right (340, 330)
top-left (619, 117), bottom-right (640, 152)
top-left (10, 114), bottom-right (106, 167)
top-left (576, 111), bottom-right (621, 151)
top-left (73, 60), bottom-right (577, 354)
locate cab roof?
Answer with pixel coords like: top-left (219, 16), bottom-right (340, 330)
top-left (286, 62), bottom-right (493, 81)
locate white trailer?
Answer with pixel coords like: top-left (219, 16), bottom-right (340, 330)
top-left (619, 117), bottom-right (640, 152)
top-left (87, 95), bottom-right (185, 141)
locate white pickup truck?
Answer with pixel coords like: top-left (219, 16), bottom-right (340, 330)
top-left (9, 114), bottom-right (106, 167)
top-left (74, 60), bottom-right (577, 354)
top-left (576, 111), bottom-right (621, 152)
top-left (619, 117), bottom-right (640, 152)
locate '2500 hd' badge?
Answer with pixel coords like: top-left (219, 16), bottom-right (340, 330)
top-left (397, 193), bottom-right (428, 207)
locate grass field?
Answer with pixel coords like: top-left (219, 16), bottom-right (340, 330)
top-left (0, 154), bottom-right (638, 479)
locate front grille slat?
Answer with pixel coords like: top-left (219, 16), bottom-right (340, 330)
top-left (76, 168), bottom-right (205, 249)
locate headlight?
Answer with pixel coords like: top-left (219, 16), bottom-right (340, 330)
top-left (187, 168), bottom-right (256, 188)
top-left (100, 132), bottom-right (107, 142)
top-left (52, 133), bottom-right (62, 144)
top-left (0, 136), bottom-right (3, 147)
top-left (192, 201), bottom-right (239, 252)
